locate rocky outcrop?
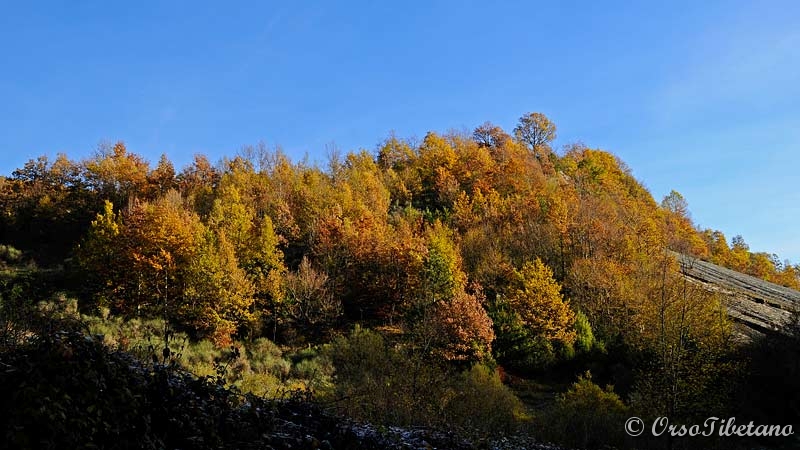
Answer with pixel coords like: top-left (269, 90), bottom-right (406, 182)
top-left (675, 253), bottom-right (800, 339)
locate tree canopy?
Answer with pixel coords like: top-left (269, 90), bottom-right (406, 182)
top-left (1, 111), bottom-right (795, 367)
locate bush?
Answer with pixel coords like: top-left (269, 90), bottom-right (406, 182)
top-left (181, 339), bottom-right (220, 371)
top-left (290, 353), bottom-right (334, 393)
top-left (84, 315), bottom-right (190, 366)
top-left (0, 244), bottom-right (23, 264)
top-left (323, 327), bottom-right (416, 424)
top-left (538, 371), bottom-right (628, 449)
top-left (246, 337), bottom-right (290, 378)
top-left (82, 313), bottom-right (328, 399)
top-left (447, 364), bottom-right (527, 435)
top-left (239, 372), bottom-right (283, 398)
top-left (38, 294), bottom-right (80, 320)
top-left (516, 335), bottom-right (558, 372)
top-left (324, 326), bottom-right (524, 436)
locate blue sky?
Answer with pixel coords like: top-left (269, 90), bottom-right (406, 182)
top-left (1, 1), bottom-right (798, 261)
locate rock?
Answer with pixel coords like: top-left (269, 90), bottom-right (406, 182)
top-left (675, 252), bottom-right (800, 339)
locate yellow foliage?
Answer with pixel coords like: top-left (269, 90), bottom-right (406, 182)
top-left (508, 258), bottom-right (576, 344)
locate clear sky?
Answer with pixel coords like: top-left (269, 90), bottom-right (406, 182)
top-left (1, 1), bottom-right (798, 261)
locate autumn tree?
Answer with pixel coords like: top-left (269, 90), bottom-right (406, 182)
top-left (420, 222), bottom-right (465, 304)
top-left (702, 229), bottom-right (731, 266)
top-left (116, 192), bottom-right (203, 317)
top-left (184, 228), bottom-right (255, 345)
top-left (729, 234), bottom-right (750, 272)
top-left (77, 200), bottom-right (122, 305)
top-left (177, 154), bottom-right (219, 216)
top-left (514, 112), bottom-right (556, 160)
top-left (0, 154), bottom-right (95, 262)
top-left (284, 256), bottom-right (341, 334)
top-left (424, 286), bottom-right (495, 362)
top-left (632, 252), bottom-right (734, 421)
top-left (473, 122), bottom-right (512, 149)
top-left (414, 132), bottom-right (460, 212)
top-left (80, 191), bottom-right (263, 343)
top-left (407, 222), bottom-right (494, 361)
top-left (83, 142), bottom-right (150, 206)
top-left (147, 154), bottom-right (176, 198)
top-left (507, 258), bottom-right (576, 343)
top-left (79, 191), bottom-right (203, 320)
top-left (775, 262), bottom-right (800, 289)
top-left (661, 190), bottom-right (707, 256)
top-left (207, 179), bottom-right (286, 338)
top-left (448, 133), bottom-right (496, 196)
top-left (489, 258), bottom-right (578, 371)
top-left (337, 151), bottom-right (392, 222)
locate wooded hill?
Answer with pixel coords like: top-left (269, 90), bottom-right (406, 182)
top-left (2, 112), bottom-right (799, 449)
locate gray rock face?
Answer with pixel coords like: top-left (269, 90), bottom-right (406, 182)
top-left (674, 253), bottom-right (800, 339)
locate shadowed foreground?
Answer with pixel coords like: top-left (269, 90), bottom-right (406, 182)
top-left (0, 328), bottom-right (561, 450)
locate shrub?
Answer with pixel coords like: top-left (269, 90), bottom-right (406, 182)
top-left (246, 337), bottom-right (290, 378)
top-left (239, 372), bottom-right (283, 398)
top-left (0, 244), bottom-right (23, 264)
top-left (39, 294), bottom-right (80, 319)
top-left (182, 339), bottom-right (220, 367)
top-left (291, 354), bottom-right (334, 394)
top-left (539, 371), bottom-right (628, 449)
top-left (446, 364), bottom-right (527, 435)
top-left (84, 315), bottom-right (191, 367)
top-left (516, 335), bottom-right (558, 372)
top-left (324, 326), bottom-right (524, 436)
top-left (323, 327), bottom-right (414, 423)
top-left (81, 313), bottom-right (313, 398)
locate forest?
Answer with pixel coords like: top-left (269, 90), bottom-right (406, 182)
top-left (1, 112), bottom-right (798, 449)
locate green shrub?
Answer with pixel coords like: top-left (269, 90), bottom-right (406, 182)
top-left (239, 372), bottom-right (283, 398)
top-left (290, 346), bottom-right (319, 364)
top-left (517, 335), bottom-right (557, 371)
top-left (291, 355), bottom-right (334, 393)
top-left (85, 315), bottom-right (189, 365)
top-left (323, 327), bottom-right (413, 424)
top-left (0, 244), bottom-right (23, 264)
top-left (447, 364), bottom-right (527, 435)
top-left (324, 326), bottom-right (524, 436)
top-left (181, 339), bottom-right (220, 368)
top-left (556, 340), bottom-right (576, 360)
top-left (539, 371), bottom-right (628, 449)
top-left (81, 313), bottom-right (311, 397)
top-left (246, 337), bottom-right (290, 378)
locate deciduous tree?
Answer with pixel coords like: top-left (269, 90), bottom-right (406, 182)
top-left (507, 258), bottom-right (575, 344)
top-left (514, 112), bottom-right (556, 158)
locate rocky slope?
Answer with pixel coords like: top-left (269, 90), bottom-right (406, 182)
top-left (675, 253), bottom-right (800, 339)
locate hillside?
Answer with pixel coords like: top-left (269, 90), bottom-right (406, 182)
top-left (2, 113), bottom-right (799, 449)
